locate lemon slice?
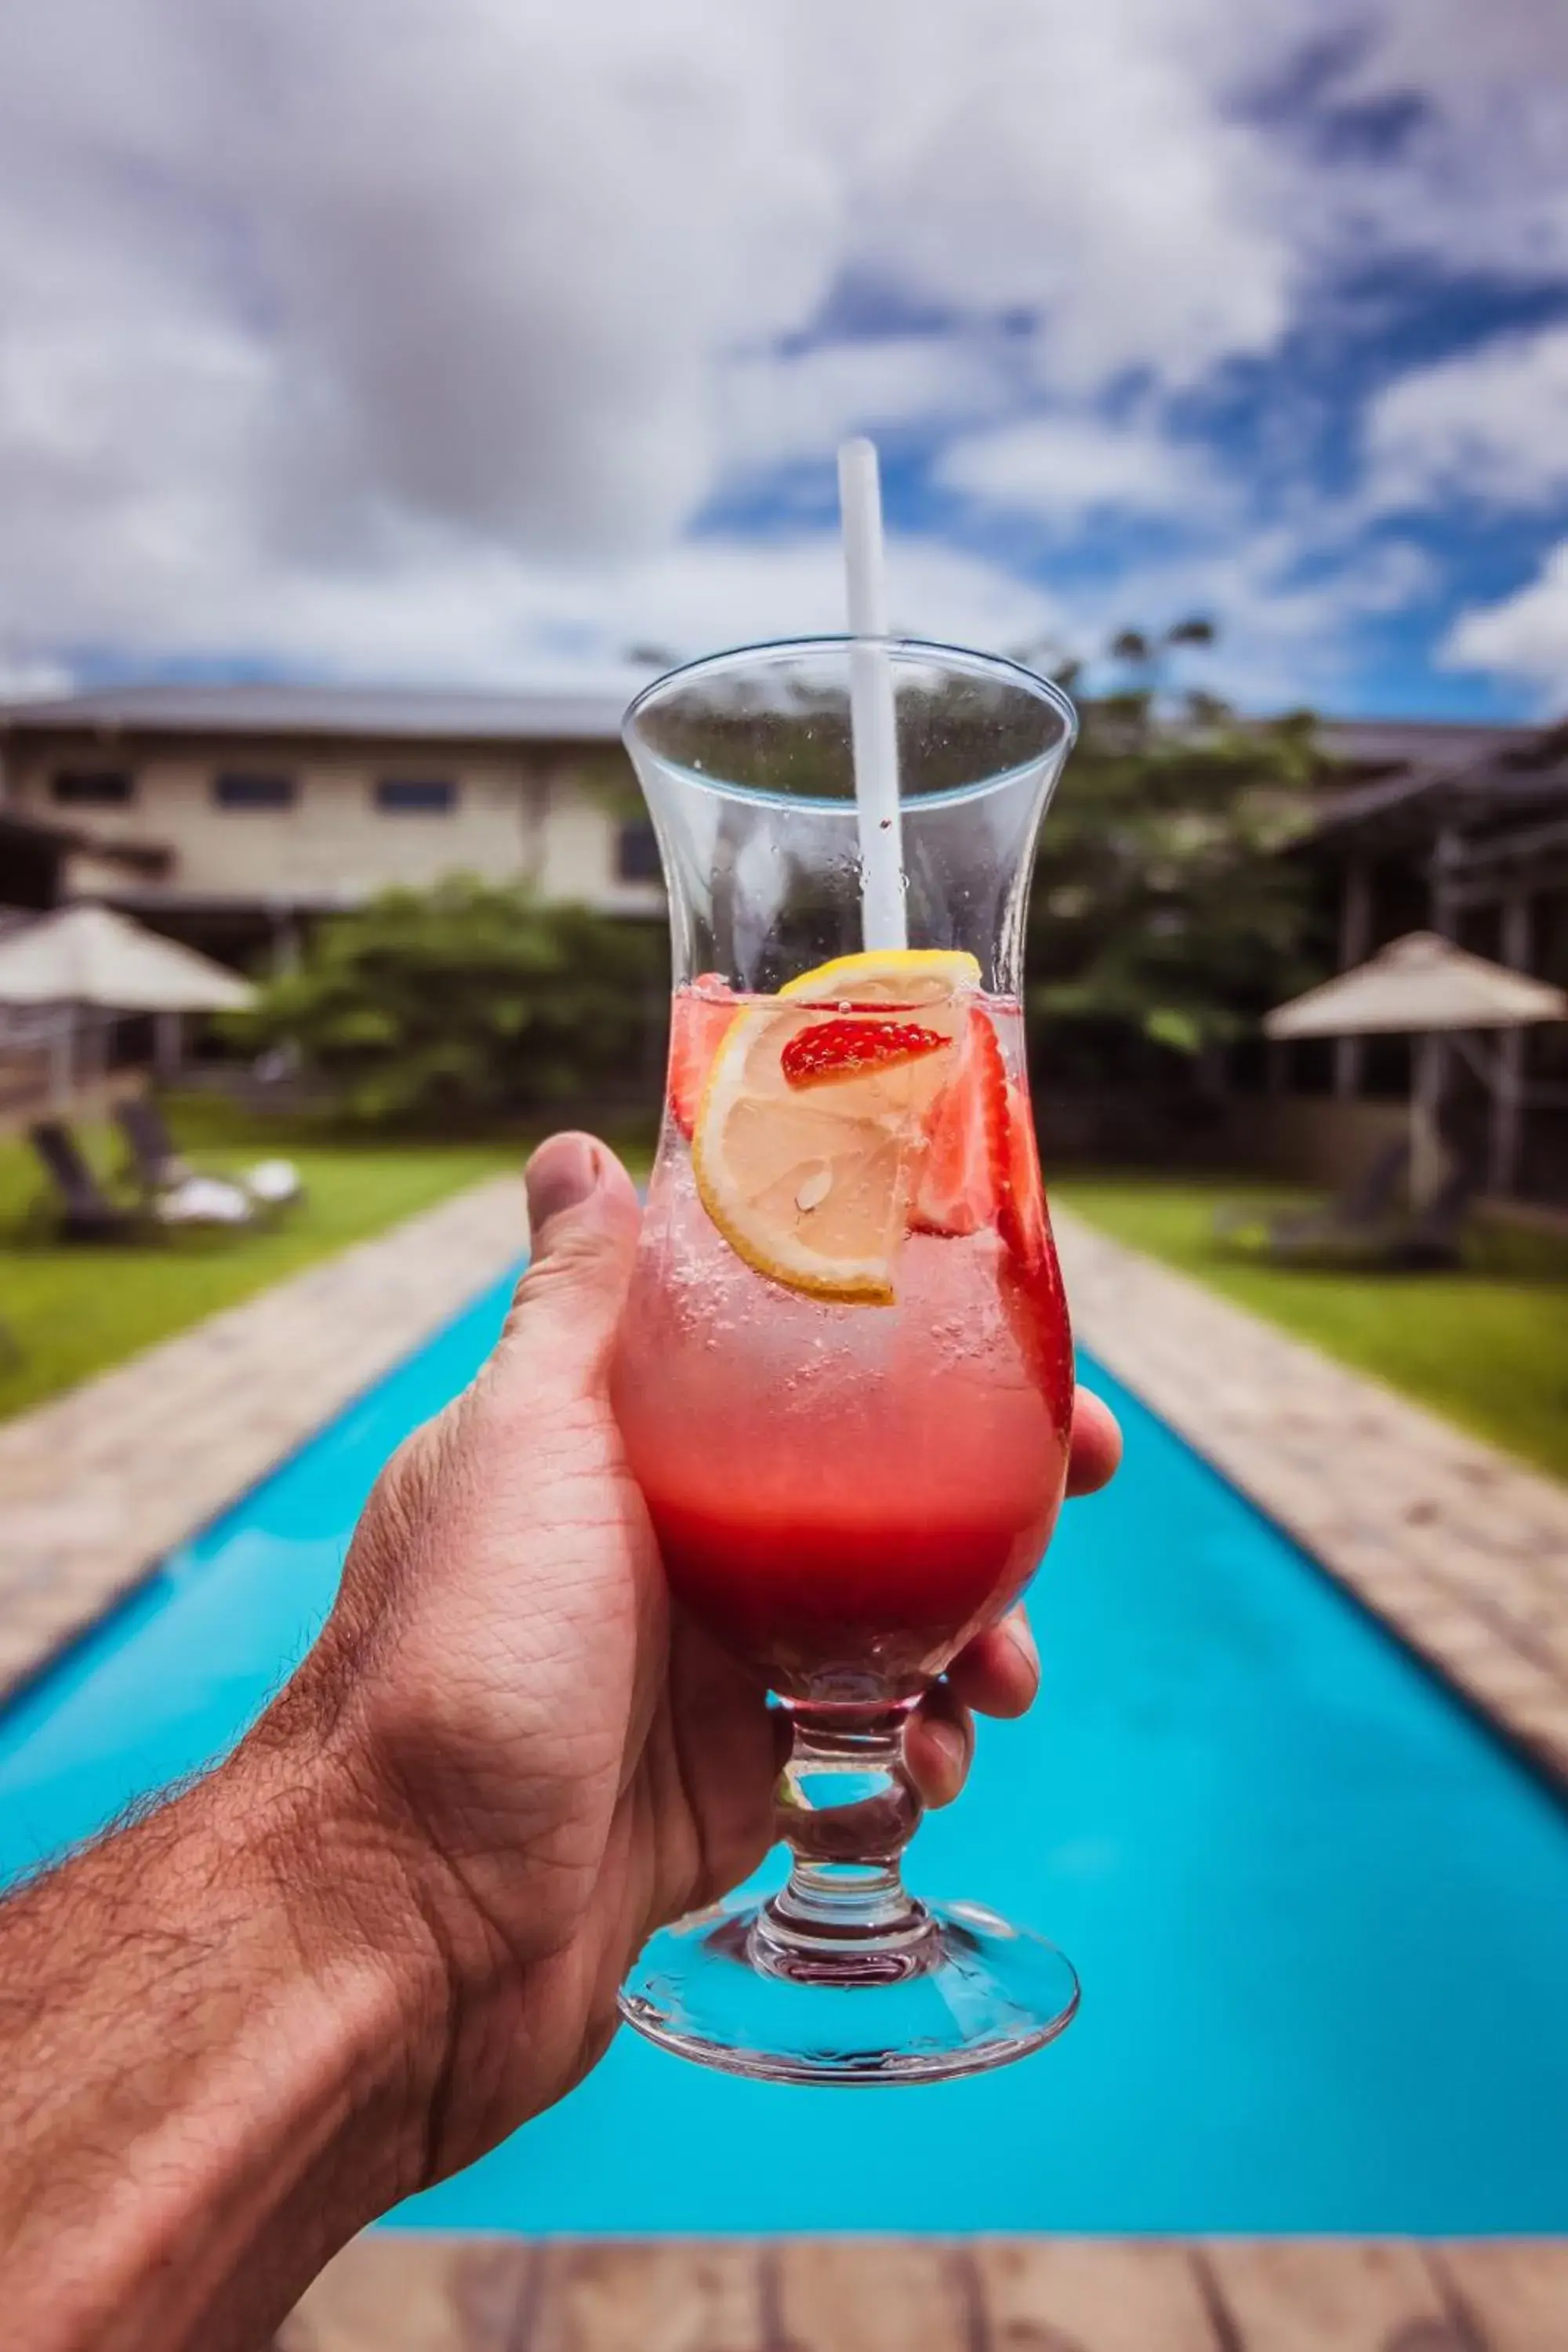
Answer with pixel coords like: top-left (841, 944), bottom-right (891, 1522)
top-left (779, 947), bottom-right (982, 1006)
top-left (691, 949), bottom-right (980, 1304)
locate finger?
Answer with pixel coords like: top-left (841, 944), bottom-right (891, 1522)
top-left (1066, 1388), bottom-right (1123, 1497)
top-left (489, 1133), bottom-right (642, 1395)
top-left (944, 1607), bottom-right (1039, 1719)
top-left (905, 1686), bottom-right (975, 1809)
top-left (663, 1613), bottom-right (784, 1907)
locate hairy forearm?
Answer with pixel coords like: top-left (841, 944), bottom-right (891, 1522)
top-left (0, 1737), bottom-right (450, 2352)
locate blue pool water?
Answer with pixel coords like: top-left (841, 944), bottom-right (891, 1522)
top-left (2, 1276), bottom-right (1566, 2234)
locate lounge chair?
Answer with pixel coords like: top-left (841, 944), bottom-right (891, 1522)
top-left (31, 1117), bottom-right (253, 1240)
top-left (1382, 1156), bottom-right (1479, 1271)
top-left (1214, 1138), bottom-right (1410, 1257)
top-left (1223, 1147), bottom-right (1479, 1272)
top-left (115, 1095), bottom-right (301, 1218)
top-left (114, 1093), bottom-right (192, 1195)
top-left (28, 1122), bottom-right (144, 1242)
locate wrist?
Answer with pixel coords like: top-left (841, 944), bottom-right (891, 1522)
top-left (220, 1726), bottom-right (459, 2207)
top-left (0, 1735), bottom-right (471, 2345)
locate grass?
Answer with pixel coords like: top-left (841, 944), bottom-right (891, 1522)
top-left (0, 1097), bottom-right (529, 1421)
top-left (1056, 1174), bottom-right (1568, 1483)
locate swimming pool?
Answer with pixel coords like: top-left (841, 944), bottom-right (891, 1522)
top-left (2, 1274), bottom-right (1566, 2234)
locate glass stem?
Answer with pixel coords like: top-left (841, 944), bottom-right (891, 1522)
top-left (752, 1703), bottom-right (935, 1984)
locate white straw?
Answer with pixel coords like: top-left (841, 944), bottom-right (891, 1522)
top-left (837, 437), bottom-right (906, 952)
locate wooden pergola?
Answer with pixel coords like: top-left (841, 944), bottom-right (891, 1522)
top-left (1298, 728), bottom-right (1568, 1197)
top-left (1265, 931), bottom-right (1568, 1205)
top-left (0, 902), bottom-right (255, 1127)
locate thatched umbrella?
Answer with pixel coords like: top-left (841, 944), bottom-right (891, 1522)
top-left (1265, 931), bottom-right (1568, 1202)
top-left (0, 902), bottom-right (255, 1013)
top-left (0, 902), bottom-right (255, 1097)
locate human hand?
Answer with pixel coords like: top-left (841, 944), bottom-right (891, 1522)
top-left (260, 1133), bottom-right (1121, 2189)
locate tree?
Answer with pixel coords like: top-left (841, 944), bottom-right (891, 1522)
top-left (233, 878), bottom-right (664, 1126)
top-left (1027, 676), bottom-right (1320, 1087)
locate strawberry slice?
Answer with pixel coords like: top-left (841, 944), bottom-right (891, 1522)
top-left (781, 1016), bottom-right (946, 1090)
top-left (912, 1005), bottom-right (1007, 1236)
top-left (668, 975), bottom-right (737, 1139)
top-left (997, 1080), bottom-right (1050, 1270)
top-left (996, 1083), bottom-right (1074, 1428)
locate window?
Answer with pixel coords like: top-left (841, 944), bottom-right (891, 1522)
top-left (212, 771), bottom-right (296, 811)
top-left (376, 778), bottom-right (457, 815)
top-left (51, 768), bottom-right (133, 807)
top-left (616, 818), bottom-right (661, 882)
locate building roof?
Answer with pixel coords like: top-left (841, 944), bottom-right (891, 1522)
top-left (0, 681), bottom-right (627, 747)
top-left (0, 688), bottom-right (1537, 766)
top-left (1304, 720), bottom-right (1568, 854)
top-left (1313, 718), bottom-right (1538, 778)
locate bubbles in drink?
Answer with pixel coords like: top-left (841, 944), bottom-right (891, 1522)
top-left (612, 981), bottom-right (1073, 1701)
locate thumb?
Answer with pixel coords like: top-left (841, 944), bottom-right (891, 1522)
top-left (492, 1132), bottom-right (642, 1395)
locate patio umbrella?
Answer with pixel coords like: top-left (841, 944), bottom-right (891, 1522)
top-left (0, 902), bottom-right (256, 1013)
top-left (1264, 931), bottom-right (1568, 1203)
top-left (0, 902), bottom-right (256, 1102)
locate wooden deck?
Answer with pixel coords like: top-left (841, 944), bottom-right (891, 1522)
top-left (281, 2236), bottom-right (1568, 2350)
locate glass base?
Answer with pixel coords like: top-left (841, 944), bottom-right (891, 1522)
top-left (619, 1893), bottom-right (1080, 2085)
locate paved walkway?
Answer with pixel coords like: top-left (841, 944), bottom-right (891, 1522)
top-left (0, 1176), bottom-right (523, 1702)
top-left (281, 2234), bottom-right (1567, 2350)
top-left (1052, 1208), bottom-right (1568, 1789)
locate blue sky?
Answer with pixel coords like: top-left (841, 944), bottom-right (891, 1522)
top-left (2, 0), bottom-right (1566, 718)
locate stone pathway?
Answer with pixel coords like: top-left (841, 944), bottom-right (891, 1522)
top-left (1053, 1206), bottom-right (1568, 1789)
top-left (0, 1175), bottom-right (523, 1703)
top-left (281, 2234), bottom-right (1568, 2350)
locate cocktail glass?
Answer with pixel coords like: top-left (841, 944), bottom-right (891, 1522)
top-left (612, 636), bottom-right (1078, 2084)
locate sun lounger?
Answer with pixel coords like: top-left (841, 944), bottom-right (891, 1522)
top-left (28, 1122), bottom-right (143, 1242)
top-left (1381, 1157), bottom-right (1479, 1271)
top-left (115, 1096), bottom-right (301, 1218)
top-left (1214, 1138), bottom-right (1410, 1255)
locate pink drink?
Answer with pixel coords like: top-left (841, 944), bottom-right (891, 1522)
top-left (612, 991), bottom-right (1073, 1702)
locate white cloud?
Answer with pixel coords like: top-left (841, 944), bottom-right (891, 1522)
top-left (1441, 540), bottom-right (1568, 704)
top-left (0, 0), bottom-right (1562, 702)
top-left (0, 516), bottom-right (1063, 691)
top-left (840, 0), bottom-right (1294, 392)
top-left (1044, 528), bottom-right (1442, 710)
top-left (1366, 325), bottom-right (1568, 514)
top-left (0, 0), bottom-right (1301, 688)
top-left (1310, 1), bottom-right (1568, 287)
top-left (938, 412), bottom-right (1219, 527)
top-left (719, 339), bottom-right (1007, 477)
top-left (0, 0), bottom-right (1304, 580)
top-left (0, 655), bottom-right (72, 702)
top-left (608, 533), bottom-right (1065, 659)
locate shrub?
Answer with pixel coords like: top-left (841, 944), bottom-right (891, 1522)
top-left (234, 878), bottom-right (663, 1127)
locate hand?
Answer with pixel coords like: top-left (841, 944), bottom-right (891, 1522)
top-left (260, 1133), bottom-right (1121, 2189)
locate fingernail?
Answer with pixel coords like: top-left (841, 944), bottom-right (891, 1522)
top-left (1005, 1613), bottom-right (1040, 1686)
top-left (524, 1134), bottom-right (601, 1229)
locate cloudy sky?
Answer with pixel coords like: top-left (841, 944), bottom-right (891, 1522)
top-left (2, 0), bottom-right (1566, 715)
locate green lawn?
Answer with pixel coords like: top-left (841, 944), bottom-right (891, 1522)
top-left (0, 1098), bottom-right (526, 1421)
top-left (1057, 1175), bottom-right (1568, 1483)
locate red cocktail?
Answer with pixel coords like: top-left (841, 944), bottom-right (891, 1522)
top-left (611, 636), bottom-right (1080, 2085)
top-left (615, 984), bottom-right (1073, 1700)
